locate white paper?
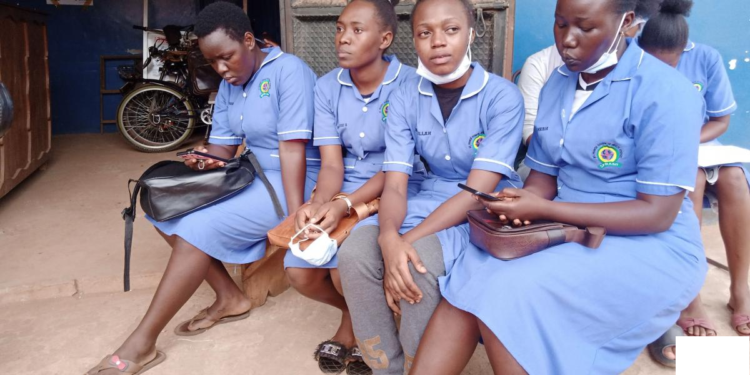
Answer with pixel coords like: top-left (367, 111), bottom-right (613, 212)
top-left (698, 145), bottom-right (750, 167)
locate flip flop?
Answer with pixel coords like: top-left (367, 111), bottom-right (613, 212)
top-left (677, 316), bottom-right (717, 336)
top-left (173, 307), bottom-right (251, 336)
top-left (648, 325), bottom-right (682, 368)
top-left (727, 304), bottom-right (750, 336)
top-left (345, 346), bottom-right (372, 375)
top-left (314, 340), bottom-right (347, 374)
top-left (85, 351), bottom-right (166, 375)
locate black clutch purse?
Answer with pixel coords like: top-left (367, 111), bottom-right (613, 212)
top-left (121, 150), bottom-right (284, 291)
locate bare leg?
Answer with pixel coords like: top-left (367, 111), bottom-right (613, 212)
top-left (156, 230), bottom-right (252, 331)
top-left (679, 169), bottom-right (716, 337)
top-left (286, 267), bottom-right (355, 347)
top-left (478, 319), bottom-right (528, 375)
top-left (331, 268), bottom-right (344, 295)
top-left (715, 167), bottom-right (750, 335)
top-left (107, 236), bottom-right (213, 371)
top-left (411, 300), bottom-right (480, 375)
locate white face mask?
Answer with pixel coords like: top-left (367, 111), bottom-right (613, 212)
top-left (416, 28), bottom-right (474, 85)
top-left (289, 224), bottom-right (338, 267)
top-left (582, 14), bottom-right (627, 74)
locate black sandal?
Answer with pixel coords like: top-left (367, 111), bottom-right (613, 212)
top-left (314, 340), bottom-right (347, 374)
top-left (346, 346), bottom-right (372, 375)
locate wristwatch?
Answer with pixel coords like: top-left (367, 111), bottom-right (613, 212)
top-left (334, 196), bottom-right (353, 216)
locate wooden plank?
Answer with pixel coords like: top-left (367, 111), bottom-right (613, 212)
top-left (241, 243), bottom-right (291, 309)
top-left (27, 21), bottom-right (51, 163)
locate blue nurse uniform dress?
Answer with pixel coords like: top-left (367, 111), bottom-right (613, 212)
top-left (148, 47), bottom-right (320, 264)
top-left (440, 42), bottom-right (708, 374)
top-left (676, 41), bottom-right (748, 186)
top-left (374, 62), bottom-right (524, 273)
top-left (283, 55), bottom-right (425, 269)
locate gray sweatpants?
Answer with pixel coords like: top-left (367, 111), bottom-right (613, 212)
top-left (338, 225), bottom-right (445, 375)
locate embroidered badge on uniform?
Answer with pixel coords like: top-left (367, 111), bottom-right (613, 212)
top-left (380, 101), bottom-right (390, 122)
top-left (693, 82), bottom-right (704, 92)
top-left (259, 79), bottom-right (271, 98)
top-left (469, 133), bottom-right (486, 154)
top-left (593, 143), bottom-right (622, 169)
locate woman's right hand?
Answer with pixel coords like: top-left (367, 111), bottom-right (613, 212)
top-left (295, 202), bottom-right (322, 233)
top-left (184, 147), bottom-right (226, 171)
top-left (379, 232), bottom-right (427, 305)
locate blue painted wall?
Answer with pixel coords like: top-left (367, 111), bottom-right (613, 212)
top-left (2, 0), bottom-right (746, 142)
top-left (512, 0), bottom-right (750, 148)
top-left (0, 0), bottom-right (258, 135)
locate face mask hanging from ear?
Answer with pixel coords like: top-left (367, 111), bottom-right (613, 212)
top-left (289, 224), bottom-right (338, 266)
top-left (416, 28), bottom-right (474, 85)
top-left (582, 13), bottom-right (628, 74)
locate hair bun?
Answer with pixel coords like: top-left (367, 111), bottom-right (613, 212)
top-left (659, 0), bottom-right (693, 17)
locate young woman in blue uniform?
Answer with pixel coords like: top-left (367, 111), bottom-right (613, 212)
top-left (85, 3), bottom-right (318, 374)
top-left (412, 0), bottom-right (708, 373)
top-left (640, 0), bottom-right (750, 341)
top-left (282, 0), bottom-right (421, 373)
top-left (337, 0), bottom-right (524, 372)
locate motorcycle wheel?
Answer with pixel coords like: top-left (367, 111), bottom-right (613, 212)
top-left (116, 84), bottom-right (195, 153)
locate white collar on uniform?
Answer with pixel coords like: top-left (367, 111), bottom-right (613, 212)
top-left (684, 41), bottom-right (696, 52)
top-left (259, 46), bottom-right (284, 69)
top-left (337, 55), bottom-right (403, 87)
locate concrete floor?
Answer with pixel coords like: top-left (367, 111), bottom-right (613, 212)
top-left (0, 134), bottom-right (740, 374)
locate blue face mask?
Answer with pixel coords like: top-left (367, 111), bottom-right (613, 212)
top-left (582, 14), bottom-right (627, 74)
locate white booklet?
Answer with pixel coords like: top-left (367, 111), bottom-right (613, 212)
top-left (698, 145), bottom-right (750, 168)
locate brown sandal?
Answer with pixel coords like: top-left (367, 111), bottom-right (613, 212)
top-left (85, 351), bottom-right (166, 375)
top-left (173, 307), bottom-right (251, 336)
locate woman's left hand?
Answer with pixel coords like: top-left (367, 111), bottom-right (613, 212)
top-left (478, 188), bottom-right (547, 226)
top-left (305, 199), bottom-right (349, 239)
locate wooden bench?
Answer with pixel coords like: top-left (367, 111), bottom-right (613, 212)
top-left (241, 242), bottom-right (290, 308)
top-left (229, 144), bottom-right (290, 308)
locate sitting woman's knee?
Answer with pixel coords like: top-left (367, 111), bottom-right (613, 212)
top-left (718, 167), bottom-right (750, 198)
top-left (285, 267), bottom-right (325, 290)
top-left (338, 226), bottom-right (380, 269)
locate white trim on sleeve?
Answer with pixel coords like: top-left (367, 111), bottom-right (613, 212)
top-left (313, 136), bottom-right (340, 140)
top-left (473, 158), bottom-right (515, 172)
top-left (277, 129), bottom-right (313, 135)
top-left (383, 161), bottom-right (413, 167)
top-left (526, 155), bottom-right (560, 169)
top-left (706, 102), bottom-right (737, 114)
top-left (209, 135), bottom-right (243, 140)
top-left (636, 179), bottom-right (694, 192)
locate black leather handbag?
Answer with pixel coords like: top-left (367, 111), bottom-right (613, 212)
top-left (121, 150), bottom-right (284, 291)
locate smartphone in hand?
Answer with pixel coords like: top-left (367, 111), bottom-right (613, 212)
top-left (457, 183), bottom-right (503, 201)
top-left (176, 149), bottom-right (231, 164)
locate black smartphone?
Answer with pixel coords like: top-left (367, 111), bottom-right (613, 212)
top-left (176, 149), bottom-right (231, 164)
top-left (457, 183), bottom-right (502, 201)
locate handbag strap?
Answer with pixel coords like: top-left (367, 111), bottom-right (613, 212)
top-left (121, 179), bottom-right (140, 292)
top-left (548, 226), bottom-right (607, 249)
top-left (243, 150), bottom-right (285, 219)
